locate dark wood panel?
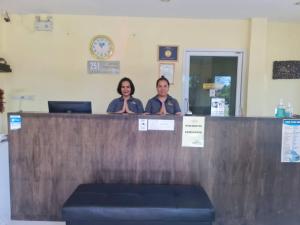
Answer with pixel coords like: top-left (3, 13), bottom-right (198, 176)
top-left (8, 113), bottom-right (300, 225)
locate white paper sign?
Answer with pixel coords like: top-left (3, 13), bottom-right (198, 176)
top-left (159, 63), bottom-right (174, 84)
top-left (138, 119), bottom-right (148, 131)
top-left (211, 98), bottom-right (225, 116)
top-left (182, 116), bottom-right (205, 147)
top-left (209, 89), bottom-right (216, 97)
top-left (281, 119), bottom-right (300, 163)
top-left (148, 119), bottom-right (175, 131)
top-left (9, 115), bottom-right (22, 130)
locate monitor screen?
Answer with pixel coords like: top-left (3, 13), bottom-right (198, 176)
top-left (48, 101), bottom-right (92, 114)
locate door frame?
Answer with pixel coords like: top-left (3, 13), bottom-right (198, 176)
top-left (182, 49), bottom-right (246, 116)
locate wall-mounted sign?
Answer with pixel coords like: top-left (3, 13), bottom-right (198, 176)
top-left (158, 46), bottom-right (178, 61)
top-left (273, 61), bottom-right (300, 79)
top-left (159, 63), bottom-right (174, 84)
top-left (87, 61), bottom-right (120, 74)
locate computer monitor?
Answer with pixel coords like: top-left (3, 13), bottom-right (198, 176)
top-left (48, 101), bottom-right (92, 114)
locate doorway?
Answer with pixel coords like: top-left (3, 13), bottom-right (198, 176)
top-left (183, 50), bottom-right (244, 116)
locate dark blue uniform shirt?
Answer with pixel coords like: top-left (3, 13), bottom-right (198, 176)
top-left (107, 97), bottom-right (144, 113)
top-left (145, 95), bottom-right (181, 114)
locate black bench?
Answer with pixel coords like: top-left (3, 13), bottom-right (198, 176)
top-left (62, 184), bottom-right (215, 225)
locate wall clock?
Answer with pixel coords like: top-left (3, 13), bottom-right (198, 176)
top-left (90, 35), bottom-right (114, 59)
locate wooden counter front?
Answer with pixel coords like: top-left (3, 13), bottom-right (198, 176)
top-left (8, 113), bottom-right (300, 225)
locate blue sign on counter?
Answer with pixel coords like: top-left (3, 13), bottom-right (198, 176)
top-left (9, 115), bottom-right (22, 130)
top-left (281, 119), bottom-right (300, 163)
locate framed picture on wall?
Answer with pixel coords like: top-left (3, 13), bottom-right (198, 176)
top-left (158, 46), bottom-right (178, 61)
top-left (273, 61), bottom-right (300, 79)
top-left (159, 63), bottom-right (175, 84)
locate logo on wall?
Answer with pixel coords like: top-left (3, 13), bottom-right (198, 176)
top-left (158, 46), bottom-right (178, 61)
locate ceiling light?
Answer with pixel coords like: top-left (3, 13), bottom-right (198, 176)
top-left (160, 0), bottom-right (171, 2)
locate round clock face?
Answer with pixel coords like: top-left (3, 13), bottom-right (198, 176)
top-left (90, 35), bottom-right (114, 59)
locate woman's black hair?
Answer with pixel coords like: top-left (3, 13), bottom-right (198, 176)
top-left (117, 77), bottom-right (135, 96)
top-left (156, 76), bottom-right (170, 87)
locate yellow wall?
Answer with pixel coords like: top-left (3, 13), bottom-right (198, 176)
top-left (0, 14), bottom-right (300, 133)
top-left (247, 19), bottom-right (300, 116)
top-left (247, 18), bottom-right (268, 116)
top-left (0, 20), bottom-right (10, 132)
top-left (0, 21), bottom-right (2, 50)
top-left (265, 21), bottom-right (300, 116)
top-left (0, 14), bottom-right (249, 132)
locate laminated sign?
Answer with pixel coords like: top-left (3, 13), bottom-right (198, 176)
top-left (10, 115), bottom-right (22, 130)
top-left (182, 116), bottom-right (205, 148)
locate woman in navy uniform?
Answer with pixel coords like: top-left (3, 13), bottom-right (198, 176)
top-left (145, 76), bottom-right (181, 115)
top-left (107, 77), bottom-right (144, 114)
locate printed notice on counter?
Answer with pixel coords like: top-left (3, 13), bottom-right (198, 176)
top-left (182, 116), bottom-right (205, 148)
top-left (138, 119), bottom-right (148, 131)
top-left (281, 119), bottom-right (300, 163)
top-left (148, 119), bottom-right (174, 131)
top-left (9, 115), bottom-right (22, 130)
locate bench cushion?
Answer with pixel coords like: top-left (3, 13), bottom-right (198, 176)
top-left (62, 184), bottom-right (215, 222)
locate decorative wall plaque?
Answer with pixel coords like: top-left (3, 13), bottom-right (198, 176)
top-left (273, 61), bottom-right (300, 79)
top-left (158, 46), bottom-right (178, 61)
top-left (87, 61), bottom-right (120, 74)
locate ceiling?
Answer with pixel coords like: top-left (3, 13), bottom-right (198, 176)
top-left (1, 0), bottom-right (300, 22)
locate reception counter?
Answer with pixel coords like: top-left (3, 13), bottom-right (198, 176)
top-left (7, 113), bottom-right (300, 225)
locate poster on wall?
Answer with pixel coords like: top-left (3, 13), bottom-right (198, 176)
top-left (281, 119), bottom-right (300, 163)
top-left (159, 63), bottom-right (174, 84)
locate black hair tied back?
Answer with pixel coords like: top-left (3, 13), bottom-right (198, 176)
top-left (156, 76), bottom-right (170, 87)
